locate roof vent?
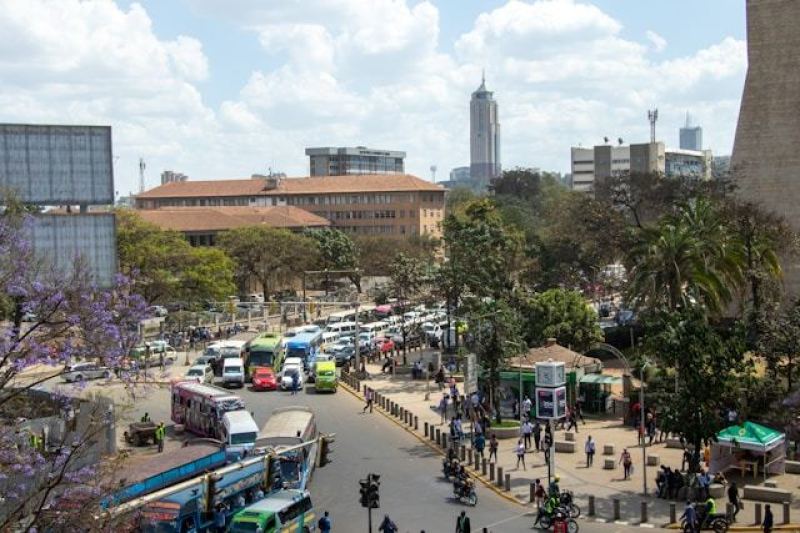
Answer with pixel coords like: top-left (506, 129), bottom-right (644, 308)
top-left (252, 174), bottom-right (279, 190)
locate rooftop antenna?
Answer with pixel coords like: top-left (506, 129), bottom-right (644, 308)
top-left (430, 165), bottom-right (437, 183)
top-left (648, 108), bottom-right (659, 143)
top-left (138, 157), bottom-right (146, 194)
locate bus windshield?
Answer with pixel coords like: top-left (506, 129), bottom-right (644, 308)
top-left (249, 347), bottom-right (274, 367)
top-left (286, 346), bottom-right (308, 359)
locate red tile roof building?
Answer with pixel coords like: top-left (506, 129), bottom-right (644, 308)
top-left (135, 174), bottom-right (446, 239)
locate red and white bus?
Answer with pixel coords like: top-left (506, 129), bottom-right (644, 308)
top-left (170, 381), bottom-right (246, 438)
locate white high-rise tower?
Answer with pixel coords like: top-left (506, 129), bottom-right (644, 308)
top-left (470, 72), bottom-right (501, 187)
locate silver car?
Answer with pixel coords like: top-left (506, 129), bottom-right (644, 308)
top-left (62, 362), bottom-right (112, 382)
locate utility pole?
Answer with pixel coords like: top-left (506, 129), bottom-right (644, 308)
top-left (640, 360), bottom-right (651, 496)
top-left (359, 473), bottom-right (380, 533)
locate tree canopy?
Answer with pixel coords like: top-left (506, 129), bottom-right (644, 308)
top-left (519, 288), bottom-right (603, 352)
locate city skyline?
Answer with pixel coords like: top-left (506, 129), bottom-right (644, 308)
top-left (0, 0), bottom-right (747, 194)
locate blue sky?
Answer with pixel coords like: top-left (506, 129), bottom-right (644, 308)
top-left (1, 1), bottom-right (748, 194)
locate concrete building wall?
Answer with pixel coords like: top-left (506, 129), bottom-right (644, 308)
top-left (732, 0), bottom-right (800, 298)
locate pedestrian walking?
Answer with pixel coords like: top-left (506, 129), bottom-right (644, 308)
top-left (363, 388), bottom-right (374, 413)
top-left (763, 504), bottom-right (773, 533)
top-left (378, 514), bottom-right (398, 533)
top-left (455, 510), bottom-right (471, 533)
top-left (516, 439), bottom-right (526, 470)
top-left (728, 482), bottom-right (740, 522)
top-left (680, 501), bottom-right (697, 533)
top-left (566, 411), bottom-right (578, 432)
top-left (439, 394), bottom-right (449, 424)
top-left (155, 422), bottom-right (166, 453)
top-left (534, 478), bottom-right (546, 509)
top-left (522, 395), bottom-right (532, 419)
top-left (488, 433), bottom-right (498, 463)
top-left (474, 432), bottom-right (485, 460)
top-left (318, 510), bottom-right (332, 532)
top-left (521, 418), bottom-right (533, 450)
top-left (585, 435), bottom-right (595, 467)
top-left (575, 399), bottom-right (585, 424)
top-left (619, 448), bottom-right (632, 479)
top-left (533, 419), bottom-right (542, 452)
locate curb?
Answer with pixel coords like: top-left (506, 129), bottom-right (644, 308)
top-left (338, 379), bottom-right (526, 508)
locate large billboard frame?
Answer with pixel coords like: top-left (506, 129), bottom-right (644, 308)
top-left (0, 124), bottom-right (114, 205)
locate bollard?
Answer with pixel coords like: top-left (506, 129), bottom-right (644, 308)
top-left (504, 473), bottom-right (511, 491)
top-left (414, 415), bottom-right (418, 430)
top-left (363, 384), bottom-right (367, 395)
top-left (441, 434), bottom-right (448, 449)
top-left (435, 428), bottom-right (441, 447)
top-left (530, 482), bottom-right (536, 503)
top-left (640, 501), bottom-right (648, 523)
top-left (424, 422), bottom-right (429, 438)
top-left (496, 467), bottom-right (504, 488)
top-left (670, 503), bottom-right (677, 524)
top-left (784, 502), bottom-right (790, 525)
top-left (588, 495), bottom-right (595, 517)
top-left (755, 503), bottom-right (762, 526)
top-left (482, 458), bottom-right (487, 476)
top-left (474, 453), bottom-right (480, 471)
top-left (460, 445), bottom-right (466, 462)
top-left (467, 448), bottom-right (473, 464)
top-left (725, 503), bottom-right (733, 522)
top-left (489, 462), bottom-right (495, 481)
top-left (613, 498), bottom-right (620, 521)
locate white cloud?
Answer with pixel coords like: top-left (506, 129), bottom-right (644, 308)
top-left (0, 0), bottom-right (748, 194)
top-left (646, 30), bottom-right (667, 52)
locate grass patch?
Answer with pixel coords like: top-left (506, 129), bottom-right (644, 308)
top-left (490, 420), bottom-right (520, 428)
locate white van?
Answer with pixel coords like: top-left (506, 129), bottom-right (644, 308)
top-left (321, 331), bottom-right (340, 347)
top-left (221, 410), bottom-right (259, 456)
top-left (326, 321), bottom-right (357, 336)
top-left (222, 357), bottom-right (245, 388)
top-left (361, 321), bottom-right (388, 338)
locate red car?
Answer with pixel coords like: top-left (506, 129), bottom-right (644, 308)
top-left (251, 367), bottom-right (277, 391)
top-left (373, 337), bottom-right (395, 354)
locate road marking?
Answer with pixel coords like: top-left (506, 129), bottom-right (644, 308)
top-left (639, 523), bottom-right (655, 528)
top-left (615, 520), bottom-right (630, 525)
top-left (482, 510), bottom-right (535, 528)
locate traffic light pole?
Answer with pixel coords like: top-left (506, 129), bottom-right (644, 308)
top-left (368, 505), bottom-right (373, 533)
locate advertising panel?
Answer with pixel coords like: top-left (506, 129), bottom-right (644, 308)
top-left (0, 124), bottom-right (113, 205)
top-left (536, 386), bottom-right (567, 419)
top-left (28, 214), bottom-right (117, 287)
top-left (535, 360), bottom-right (566, 387)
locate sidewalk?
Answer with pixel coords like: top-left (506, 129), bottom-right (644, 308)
top-left (345, 360), bottom-right (800, 529)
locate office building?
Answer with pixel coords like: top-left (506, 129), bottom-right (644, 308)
top-left (570, 141), bottom-right (711, 192)
top-left (449, 166), bottom-right (471, 183)
top-left (679, 113), bottom-right (703, 151)
top-left (135, 174), bottom-right (445, 239)
top-left (470, 74), bottom-right (501, 187)
top-left (161, 170), bottom-right (189, 185)
top-left (305, 146), bottom-right (405, 176)
top-left (732, 0), bottom-right (800, 298)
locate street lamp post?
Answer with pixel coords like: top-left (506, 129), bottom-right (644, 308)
top-left (640, 360), bottom-right (651, 497)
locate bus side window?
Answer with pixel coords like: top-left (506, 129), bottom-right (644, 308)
top-left (264, 515), bottom-right (276, 529)
top-left (299, 497), bottom-right (312, 514)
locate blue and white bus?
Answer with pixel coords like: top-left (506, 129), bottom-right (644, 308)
top-left (284, 328), bottom-right (323, 370)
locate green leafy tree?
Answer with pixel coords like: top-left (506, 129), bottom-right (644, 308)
top-left (443, 199), bottom-right (524, 300)
top-left (116, 210), bottom-right (235, 305)
top-left (467, 299), bottom-right (525, 423)
top-left (355, 234), bottom-right (438, 276)
top-left (305, 228), bottom-right (361, 292)
top-left (519, 288), bottom-right (603, 352)
top-left (218, 226), bottom-right (316, 301)
top-left (643, 307), bottom-right (752, 469)
top-left (625, 199), bottom-right (745, 314)
top-left (756, 301), bottom-right (800, 394)
top-left (389, 252), bottom-right (428, 363)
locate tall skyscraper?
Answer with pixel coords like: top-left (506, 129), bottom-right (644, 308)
top-left (732, 0), bottom-right (800, 299)
top-left (679, 112), bottom-right (703, 151)
top-left (470, 73), bottom-right (501, 187)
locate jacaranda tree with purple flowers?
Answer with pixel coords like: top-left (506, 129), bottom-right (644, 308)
top-left (0, 207), bottom-right (147, 532)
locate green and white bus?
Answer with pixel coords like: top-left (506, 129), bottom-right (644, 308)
top-left (229, 489), bottom-right (316, 532)
top-left (246, 333), bottom-right (285, 375)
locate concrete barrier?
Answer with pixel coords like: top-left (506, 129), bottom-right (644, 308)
top-left (709, 483), bottom-right (725, 498)
top-left (646, 454), bottom-right (660, 466)
top-left (554, 441), bottom-right (575, 453)
top-left (603, 459), bottom-right (615, 470)
top-left (603, 444), bottom-right (615, 456)
top-left (665, 437), bottom-right (683, 449)
top-left (743, 485), bottom-right (793, 503)
top-left (786, 460), bottom-right (800, 474)
top-left (564, 432), bottom-right (575, 442)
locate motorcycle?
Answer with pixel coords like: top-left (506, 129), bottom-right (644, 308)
top-left (681, 505), bottom-right (729, 533)
top-left (536, 506), bottom-right (579, 533)
top-left (442, 458), bottom-right (458, 481)
top-left (559, 490), bottom-right (581, 518)
top-left (452, 476), bottom-right (478, 506)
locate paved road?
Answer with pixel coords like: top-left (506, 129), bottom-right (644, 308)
top-left (73, 371), bottom-right (643, 533)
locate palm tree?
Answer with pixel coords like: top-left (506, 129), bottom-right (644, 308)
top-left (625, 199), bottom-right (746, 314)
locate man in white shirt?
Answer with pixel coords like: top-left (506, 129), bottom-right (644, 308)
top-left (521, 419), bottom-right (533, 450)
top-left (522, 396), bottom-right (532, 419)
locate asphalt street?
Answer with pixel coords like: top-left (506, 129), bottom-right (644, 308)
top-left (62, 371), bottom-right (645, 533)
